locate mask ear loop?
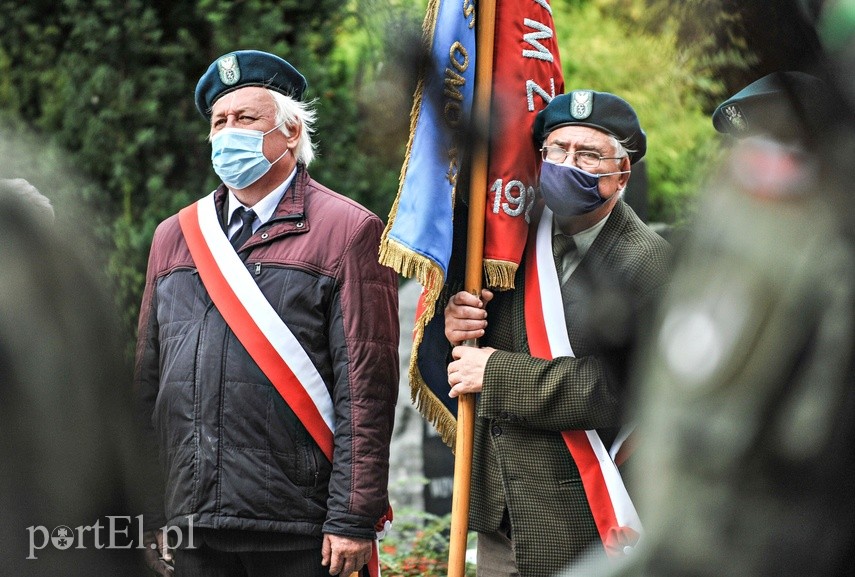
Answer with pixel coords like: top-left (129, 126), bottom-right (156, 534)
top-left (601, 168), bottom-right (631, 198)
top-left (565, 164), bottom-right (631, 179)
top-left (269, 148), bottom-right (289, 166)
top-left (264, 120), bottom-right (291, 166)
top-left (263, 119), bottom-right (288, 136)
top-left (598, 169), bottom-right (630, 199)
top-left (594, 152), bottom-right (632, 178)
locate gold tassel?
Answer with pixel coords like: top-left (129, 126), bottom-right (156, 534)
top-left (484, 259), bottom-right (518, 291)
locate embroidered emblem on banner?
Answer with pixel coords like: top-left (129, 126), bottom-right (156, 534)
top-left (217, 55), bottom-right (240, 86)
top-left (570, 90), bottom-right (593, 120)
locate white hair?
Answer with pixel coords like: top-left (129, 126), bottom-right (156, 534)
top-left (268, 89), bottom-right (317, 167)
top-left (611, 136), bottom-right (634, 161)
top-left (609, 136), bottom-right (632, 198)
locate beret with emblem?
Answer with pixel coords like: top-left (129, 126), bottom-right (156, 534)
top-left (533, 90), bottom-right (647, 164)
top-left (194, 50), bottom-right (307, 119)
top-left (712, 71), bottom-right (829, 142)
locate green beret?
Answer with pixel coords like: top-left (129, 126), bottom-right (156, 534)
top-left (712, 71), bottom-right (828, 142)
top-left (533, 90), bottom-right (647, 164)
top-left (194, 50), bottom-right (307, 119)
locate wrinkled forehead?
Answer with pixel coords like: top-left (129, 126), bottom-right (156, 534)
top-left (545, 124), bottom-right (617, 151)
top-left (210, 86), bottom-right (276, 117)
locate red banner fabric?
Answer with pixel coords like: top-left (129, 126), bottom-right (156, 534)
top-left (483, 1), bottom-right (564, 288)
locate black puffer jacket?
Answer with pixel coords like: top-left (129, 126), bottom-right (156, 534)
top-left (133, 168), bottom-right (399, 540)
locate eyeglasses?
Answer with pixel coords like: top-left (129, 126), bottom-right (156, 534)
top-left (540, 146), bottom-right (624, 170)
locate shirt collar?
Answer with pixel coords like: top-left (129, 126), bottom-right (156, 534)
top-left (553, 214), bottom-right (609, 259)
top-left (226, 166), bottom-right (297, 226)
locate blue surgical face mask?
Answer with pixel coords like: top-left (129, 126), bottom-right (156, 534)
top-left (539, 160), bottom-right (628, 217)
top-left (211, 122), bottom-right (288, 190)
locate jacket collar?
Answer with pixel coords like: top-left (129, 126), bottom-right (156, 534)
top-left (584, 198), bottom-right (629, 264)
top-left (213, 165), bottom-right (310, 249)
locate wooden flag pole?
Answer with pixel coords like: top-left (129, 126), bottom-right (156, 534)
top-left (448, 1), bottom-right (497, 576)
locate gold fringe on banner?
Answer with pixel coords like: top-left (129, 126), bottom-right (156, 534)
top-left (377, 0), bottom-right (464, 446)
top-left (410, 330), bottom-right (458, 449)
top-left (379, 233), bottom-right (459, 446)
top-left (377, 248), bottom-right (521, 449)
top-left (378, 0), bottom-right (437, 262)
top-left (484, 259), bottom-right (518, 291)
top-left (379, 236), bottom-right (459, 447)
top-left (408, 276), bottom-right (458, 448)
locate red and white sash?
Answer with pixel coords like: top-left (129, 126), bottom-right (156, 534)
top-left (180, 193), bottom-right (390, 575)
top-left (523, 205), bottom-right (642, 556)
top-left (178, 193), bottom-right (336, 461)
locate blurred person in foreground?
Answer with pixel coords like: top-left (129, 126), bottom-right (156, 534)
top-left (0, 178), bottom-right (146, 575)
top-left (568, 59), bottom-right (855, 577)
top-left (133, 50), bottom-right (399, 577)
top-left (444, 91), bottom-right (671, 577)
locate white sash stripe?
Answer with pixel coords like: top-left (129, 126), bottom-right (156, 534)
top-left (196, 193), bottom-right (335, 434)
top-left (536, 207), bottom-right (575, 358)
top-left (535, 205), bottom-right (641, 534)
top-left (608, 423), bottom-right (635, 462)
top-left (585, 430), bottom-right (642, 531)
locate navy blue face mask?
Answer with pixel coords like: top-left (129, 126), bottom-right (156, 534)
top-left (539, 161), bottom-right (629, 217)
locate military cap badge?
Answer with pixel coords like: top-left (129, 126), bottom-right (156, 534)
top-left (217, 55), bottom-right (240, 86)
top-left (723, 104), bottom-right (747, 133)
top-left (570, 91), bottom-right (593, 120)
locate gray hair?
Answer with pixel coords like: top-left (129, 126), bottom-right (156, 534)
top-left (609, 137), bottom-right (633, 198)
top-left (269, 89), bottom-right (317, 167)
top-left (611, 136), bottom-right (635, 162)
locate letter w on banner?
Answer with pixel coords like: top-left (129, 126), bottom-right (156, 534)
top-left (379, 0), bottom-right (564, 447)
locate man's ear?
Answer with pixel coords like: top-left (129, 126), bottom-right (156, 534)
top-left (285, 122), bottom-right (302, 148)
top-left (618, 157), bottom-right (632, 188)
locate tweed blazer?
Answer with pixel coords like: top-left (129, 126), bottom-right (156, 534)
top-left (469, 200), bottom-right (671, 577)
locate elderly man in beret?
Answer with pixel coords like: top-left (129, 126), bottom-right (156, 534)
top-left (134, 50), bottom-right (399, 577)
top-left (444, 90), bottom-right (671, 577)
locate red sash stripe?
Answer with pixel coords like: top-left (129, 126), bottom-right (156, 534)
top-left (523, 206), bottom-right (642, 556)
top-left (562, 429), bottom-right (620, 539)
top-left (524, 211), bottom-right (551, 358)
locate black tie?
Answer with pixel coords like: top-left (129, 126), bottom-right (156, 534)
top-left (229, 207), bottom-right (256, 251)
top-left (552, 233), bottom-right (576, 281)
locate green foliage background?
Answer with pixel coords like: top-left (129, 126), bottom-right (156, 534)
top-left (553, 0), bottom-right (723, 223)
top-left (0, 0), bottom-right (763, 344)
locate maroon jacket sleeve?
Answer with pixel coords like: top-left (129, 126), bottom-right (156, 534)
top-left (131, 219), bottom-right (175, 530)
top-left (322, 212), bottom-right (400, 538)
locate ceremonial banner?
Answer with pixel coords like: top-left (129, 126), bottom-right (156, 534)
top-left (483, 0), bottom-right (564, 288)
top-left (380, 0), bottom-right (565, 446)
top-left (379, 0), bottom-right (477, 445)
top-left (380, 0), bottom-right (476, 297)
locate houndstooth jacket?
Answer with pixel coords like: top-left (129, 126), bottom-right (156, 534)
top-left (469, 199), bottom-right (671, 577)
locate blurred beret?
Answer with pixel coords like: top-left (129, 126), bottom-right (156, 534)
top-left (712, 71), bottom-right (829, 142)
top-left (195, 50), bottom-right (307, 119)
top-left (533, 90), bottom-right (647, 164)
top-left (0, 178), bottom-right (54, 223)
